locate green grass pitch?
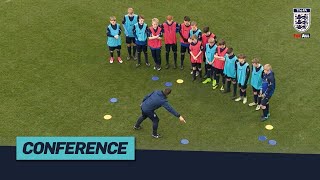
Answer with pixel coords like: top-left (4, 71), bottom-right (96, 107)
top-left (1, 0), bottom-right (320, 153)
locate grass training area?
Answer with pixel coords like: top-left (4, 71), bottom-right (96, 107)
top-left (1, 0), bottom-right (320, 154)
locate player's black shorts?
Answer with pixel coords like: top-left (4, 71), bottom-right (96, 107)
top-left (213, 67), bottom-right (223, 75)
top-left (205, 64), bottom-right (213, 70)
top-left (238, 84), bottom-right (247, 89)
top-left (191, 63), bottom-right (201, 68)
top-left (126, 37), bottom-right (136, 44)
top-left (252, 86), bottom-right (261, 93)
top-left (108, 46), bottom-right (121, 51)
top-left (261, 96), bottom-right (271, 106)
top-left (165, 44), bottom-right (177, 52)
top-left (136, 44), bottom-right (147, 52)
top-left (180, 45), bottom-right (190, 54)
top-left (225, 75), bottom-right (236, 81)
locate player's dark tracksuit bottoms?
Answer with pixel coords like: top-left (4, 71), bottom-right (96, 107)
top-left (135, 90), bottom-right (180, 136)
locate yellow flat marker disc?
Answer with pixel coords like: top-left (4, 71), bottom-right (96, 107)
top-left (176, 79), bottom-right (184, 84)
top-left (104, 115), bottom-right (112, 120)
top-left (265, 125), bottom-right (274, 130)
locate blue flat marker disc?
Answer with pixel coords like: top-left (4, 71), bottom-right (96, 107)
top-left (268, 140), bottom-right (277, 146)
top-left (152, 76), bottom-right (159, 81)
top-left (165, 82), bottom-right (172, 87)
top-left (258, 136), bottom-right (267, 141)
top-left (110, 98), bottom-right (118, 103)
top-left (180, 139), bottom-right (189, 145)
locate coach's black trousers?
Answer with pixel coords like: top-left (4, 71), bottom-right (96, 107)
top-left (135, 109), bottom-right (160, 136)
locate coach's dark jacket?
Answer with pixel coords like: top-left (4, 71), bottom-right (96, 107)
top-left (141, 90), bottom-right (180, 117)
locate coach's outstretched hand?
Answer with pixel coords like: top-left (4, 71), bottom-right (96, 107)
top-left (179, 116), bottom-right (186, 123)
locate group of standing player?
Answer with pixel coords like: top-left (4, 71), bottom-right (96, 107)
top-left (106, 8), bottom-right (276, 121)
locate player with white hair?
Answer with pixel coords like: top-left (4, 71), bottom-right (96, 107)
top-left (148, 18), bottom-right (164, 71)
top-left (260, 64), bottom-right (276, 121)
top-left (122, 8), bottom-right (138, 60)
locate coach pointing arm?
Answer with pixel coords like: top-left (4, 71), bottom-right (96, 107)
top-left (162, 101), bottom-right (186, 123)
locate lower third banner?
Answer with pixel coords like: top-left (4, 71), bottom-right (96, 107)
top-left (16, 136), bottom-right (135, 160)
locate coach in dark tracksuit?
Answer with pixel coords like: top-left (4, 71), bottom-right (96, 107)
top-left (134, 88), bottom-right (186, 138)
top-left (260, 64), bottom-right (276, 121)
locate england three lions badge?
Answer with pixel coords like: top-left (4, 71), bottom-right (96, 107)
top-left (293, 8), bottom-right (311, 33)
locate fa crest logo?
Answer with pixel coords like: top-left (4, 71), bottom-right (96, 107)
top-left (293, 8), bottom-right (311, 33)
